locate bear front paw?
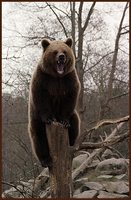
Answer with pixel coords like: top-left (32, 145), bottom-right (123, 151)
top-left (44, 117), bottom-right (56, 125)
top-left (60, 120), bottom-right (70, 128)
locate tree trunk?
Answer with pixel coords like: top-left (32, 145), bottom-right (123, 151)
top-left (46, 123), bottom-right (73, 198)
top-left (98, 2), bottom-right (129, 121)
top-left (70, 2), bottom-right (76, 57)
top-left (76, 2), bottom-right (96, 126)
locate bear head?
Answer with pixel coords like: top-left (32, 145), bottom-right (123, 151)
top-left (41, 38), bottom-right (75, 77)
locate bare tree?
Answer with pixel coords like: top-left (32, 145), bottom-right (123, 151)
top-left (98, 2), bottom-right (129, 120)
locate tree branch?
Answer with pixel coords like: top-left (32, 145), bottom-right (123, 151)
top-left (70, 2), bottom-right (76, 56)
top-left (2, 181), bottom-right (26, 198)
top-left (74, 115), bottom-right (129, 148)
top-left (51, 4), bottom-right (70, 19)
top-left (84, 51), bottom-right (114, 73)
top-left (106, 146), bottom-right (124, 159)
top-left (46, 2), bottom-right (68, 38)
top-left (120, 30), bottom-right (129, 35)
top-left (78, 2), bottom-right (83, 27)
top-left (72, 122), bottom-right (126, 180)
top-left (107, 2), bottom-right (129, 99)
top-left (78, 132), bottom-right (129, 150)
top-left (82, 2), bottom-right (96, 32)
top-left (107, 92), bottom-right (129, 103)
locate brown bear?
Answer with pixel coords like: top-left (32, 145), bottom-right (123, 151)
top-left (28, 38), bottom-right (81, 168)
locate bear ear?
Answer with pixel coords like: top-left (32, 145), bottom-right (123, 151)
top-left (41, 39), bottom-right (50, 51)
top-left (65, 38), bottom-right (73, 48)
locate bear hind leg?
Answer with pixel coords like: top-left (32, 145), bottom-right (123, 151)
top-left (29, 118), bottom-right (52, 168)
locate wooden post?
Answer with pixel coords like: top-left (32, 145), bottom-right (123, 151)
top-left (46, 123), bottom-right (73, 198)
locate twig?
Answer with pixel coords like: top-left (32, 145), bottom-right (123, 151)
top-left (46, 2), bottom-right (68, 38)
top-left (107, 92), bottom-right (129, 103)
top-left (106, 146), bottom-right (124, 159)
top-left (78, 132), bottom-right (129, 150)
top-left (2, 181), bottom-right (26, 197)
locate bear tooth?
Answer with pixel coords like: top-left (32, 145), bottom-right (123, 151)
top-left (58, 70), bottom-right (63, 74)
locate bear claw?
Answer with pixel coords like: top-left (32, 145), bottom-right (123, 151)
top-left (60, 120), bottom-right (70, 128)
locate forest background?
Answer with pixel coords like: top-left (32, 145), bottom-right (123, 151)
top-left (2, 2), bottom-right (129, 191)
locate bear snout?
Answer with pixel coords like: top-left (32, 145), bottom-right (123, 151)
top-left (57, 53), bottom-right (66, 64)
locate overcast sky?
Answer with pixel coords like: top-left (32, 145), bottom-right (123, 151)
top-left (2, 2), bottom-right (128, 38)
top-left (2, 2), bottom-right (129, 94)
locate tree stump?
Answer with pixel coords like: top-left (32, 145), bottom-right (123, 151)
top-left (46, 123), bottom-right (73, 198)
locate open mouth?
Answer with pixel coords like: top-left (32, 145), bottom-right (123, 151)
top-left (56, 61), bottom-right (65, 74)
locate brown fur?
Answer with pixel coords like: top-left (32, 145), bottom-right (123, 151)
top-left (28, 38), bottom-right (81, 168)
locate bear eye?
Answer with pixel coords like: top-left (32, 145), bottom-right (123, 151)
top-left (54, 50), bottom-right (58, 55)
top-left (63, 50), bottom-right (67, 54)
